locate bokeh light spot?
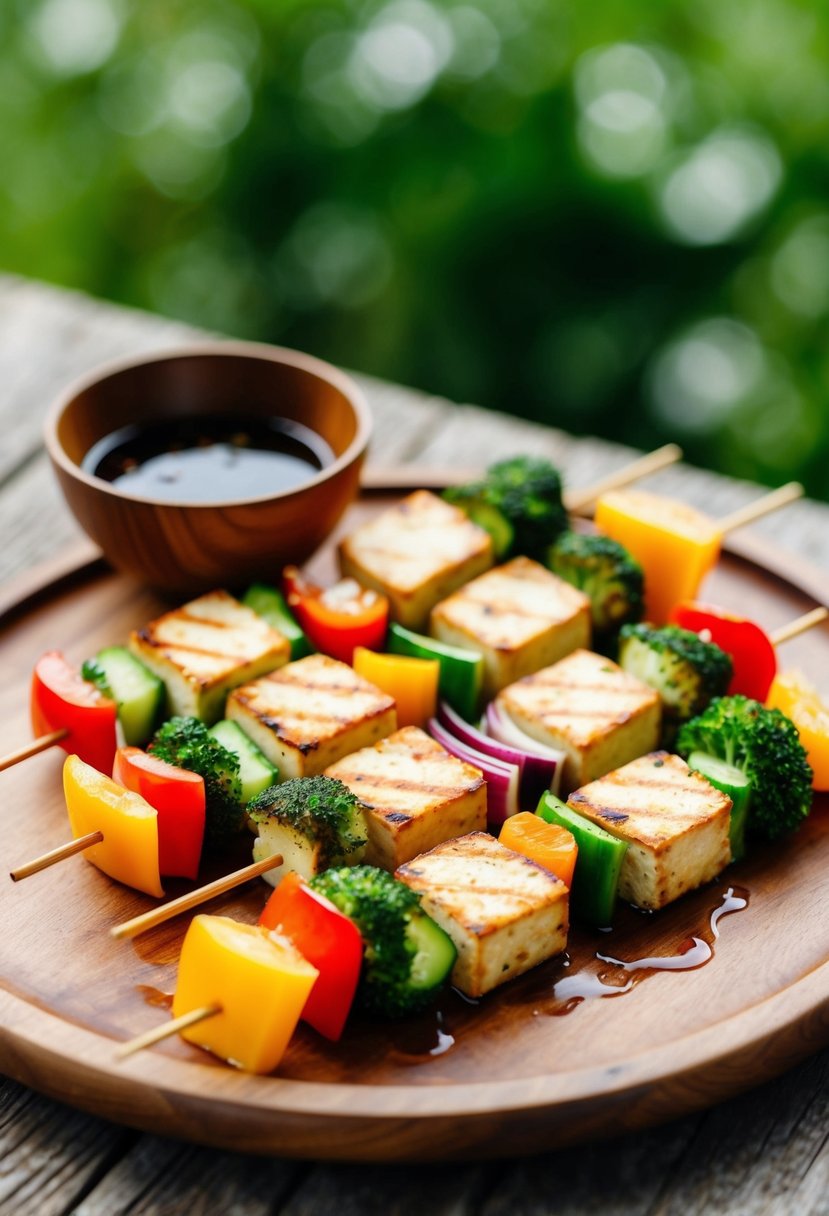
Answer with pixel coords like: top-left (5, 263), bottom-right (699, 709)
top-left (575, 43), bottom-right (669, 177)
top-left (659, 128), bottom-right (781, 245)
top-left (650, 317), bottom-right (765, 433)
top-left (30, 0), bottom-right (122, 77)
top-left (771, 215), bottom-right (829, 318)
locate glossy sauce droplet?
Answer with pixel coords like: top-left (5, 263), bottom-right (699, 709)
top-left (136, 985), bottom-right (174, 1009)
top-left (549, 885), bottom-right (749, 1014)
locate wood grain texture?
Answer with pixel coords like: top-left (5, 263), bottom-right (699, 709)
top-left (1, 273), bottom-right (829, 1210)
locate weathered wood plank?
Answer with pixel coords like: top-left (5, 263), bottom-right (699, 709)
top-left (72, 1137), bottom-right (302, 1216)
top-left (279, 1160), bottom-right (491, 1216)
top-left (0, 1077), bottom-right (134, 1216)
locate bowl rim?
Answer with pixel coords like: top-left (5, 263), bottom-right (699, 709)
top-left (43, 339), bottom-right (372, 509)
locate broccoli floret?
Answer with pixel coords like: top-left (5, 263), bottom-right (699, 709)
top-left (677, 695), bottom-right (813, 841)
top-left (618, 623), bottom-right (732, 726)
top-left (444, 455), bottom-right (567, 561)
top-left (548, 531), bottom-right (644, 639)
top-left (149, 716), bottom-right (243, 850)
top-left (247, 776), bottom-right (367, 887)
top-left (310, 865), bottom-right (457, 1017)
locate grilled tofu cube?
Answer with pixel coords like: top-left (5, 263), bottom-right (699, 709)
top-left (397, 832), bottom-right (568, 997)
top-left (129, 590), bottom-right (291, 725)
top-left (325, 726), bottom-right (486, 871)
top-left (338, 490), bottom-right (494, 631)
top-left (496, 648), bottom-right (661, 794)
top-left (430, 557), bottom-right (592, 700)
top-left (226, 654), bottom-right (397, 779)
top-left (568, 751), bottom-right (732, 910)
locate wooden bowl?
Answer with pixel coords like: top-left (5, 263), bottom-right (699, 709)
top-left (44, 342), bottom-right (372, 596)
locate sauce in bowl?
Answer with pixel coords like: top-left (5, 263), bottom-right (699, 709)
top-left (82, 414), bottom-right (334, 503)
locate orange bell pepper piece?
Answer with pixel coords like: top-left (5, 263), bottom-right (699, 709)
top-left (595, 490), bottom-right (721, 624)
top-left (766, 670), bottom-right (829, 791)
top-left (63, 754), bottom-right (164, 897)
top-left (172, 915), bottom-right (318, 1073)
top-left (499, 811), bottom-right (577, 888)
top-left (352, 647), bottom-right (440, 727)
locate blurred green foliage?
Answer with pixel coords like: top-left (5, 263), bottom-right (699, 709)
top-left (2, 0), bottom-right (829, 495)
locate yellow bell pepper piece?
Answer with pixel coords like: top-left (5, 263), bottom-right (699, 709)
top-left (767, 670), bottom-right (829, 791)
top-left (594, 489), bottom-right (721, 624)
top-left (353, 646), bottom-right (440, 727)
top-left (63, 754), bottom-right (163, 897)
top-left (172, 915), bottom-right (318, 1073)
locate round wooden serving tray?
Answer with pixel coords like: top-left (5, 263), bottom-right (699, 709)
top-left (0, 485), bottom-right (827, 1162)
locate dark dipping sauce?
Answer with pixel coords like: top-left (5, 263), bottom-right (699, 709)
top-left (82, 414), bottom-right (334, 503)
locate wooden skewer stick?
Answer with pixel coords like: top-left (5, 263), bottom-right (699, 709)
top-left (115, 1003), bottom-right (222, 1060)
top-left (565, 444), bottom-right (683, 514)
top-left (718, 482), bottom-right (803, 536)
top-left (0, 729), bottom-right (68, 773)
top-left (770, 606), bottom-right (829, 647)
top-left (10, 830), bottom-right (104, 882)
top-left (110, 852), bottom-right (285, 941)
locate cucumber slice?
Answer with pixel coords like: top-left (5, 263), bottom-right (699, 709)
top-left (537, 792), bottom-right (628, 926)
top-left (687, 751), bottom-right (751, 863)
top-left (407, 912), bottom-right (457, 991)
top-left (387, 622), bottom-right (483, 722)
top-left (82, 647), bottom-right (163, 745)
top-left (209, 720), bottom-right (278, 805)
top-left (242, 583), bottom-right (312, 659)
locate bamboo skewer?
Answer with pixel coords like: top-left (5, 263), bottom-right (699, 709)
top-left (717, 482), bottom-right (803, 535)
top-left (9, 830), bottom-right (104, 881)
top-left (0, 729), bottom-right (68, 773)
top-left (110, 853), bottom-right (285, 940)
top-left (115, 1003), bottom-right (221, 1060)
top-left (565, 444), bottom-right (682, 514)
top-left (770, 606), bottom-right (829, 647)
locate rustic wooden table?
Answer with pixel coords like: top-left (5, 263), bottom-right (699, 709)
top-left (0, 274), bottom-right (826, 1215)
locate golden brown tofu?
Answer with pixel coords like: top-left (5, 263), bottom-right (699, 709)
top-left (430, 557), bottom-right (592, 700)
top-left (496, 648), bottom-right (661, 794)
top-left (226, 654), bottom-right (397, 779)
top-left (128, 590), bottom-right (291, 724)
top-left (325, 726), bottom-right (486, 871)
top-left (397, 832), bottom-right (569, 997)
top-left (568, 751), bottom-right (732, 910)
top-left (338, 490), bottom-right (494, 631)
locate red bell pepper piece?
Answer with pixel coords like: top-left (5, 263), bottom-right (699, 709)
top-left (259, 871), bottom-right (363, 1040)
top-left (282, 566), bottom-right (388, 665)
top-left (31, 651), bottom-right (117, 774)
top-left (112, 747), bottom-right (206, 880)
top-left (669, 602), bottom-right (778, 702)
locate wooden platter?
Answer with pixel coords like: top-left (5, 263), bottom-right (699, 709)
top-left (0, 483), bottom-right (828, 1162)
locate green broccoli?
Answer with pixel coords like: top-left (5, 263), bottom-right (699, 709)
top-left (149, 716), bottom-right (243, 850)
top-left (247, 776), bottom-right (367, 887)
top-left (618, 623), bottom-right (732, 729)
top-left (444, 455), bottom-right (568, 561)
top-left (547, 531), bottom-right (644, 641)
top-left (310, 865), bottom-right (457, 1017)
top-left (677, 695), bottom-right (813, 841)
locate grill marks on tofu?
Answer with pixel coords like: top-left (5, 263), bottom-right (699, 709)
top-left (397, 832), bottom-right (569, 997)
top-left (338, 490), bottom-right (494, 630)
top-left (227, 654), bottom-right (397, 778)
top-left (497, 649), bottom-right (661, 792)
top-left (568, 752), bottom-right (732, 910)
top-left (326, 726), bottom-right (486, 870)
top-left (430, 558), bottom-right (591, 699)
top-left (128, 590), bottom-right (290, 723)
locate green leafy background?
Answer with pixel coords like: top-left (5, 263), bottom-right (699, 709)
top-left (3, 0), bottom-right (828, 496)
